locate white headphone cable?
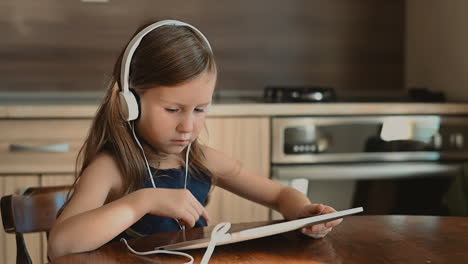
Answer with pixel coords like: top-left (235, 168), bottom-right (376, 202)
top-left (129, 121), bottom-right (193, 229)
top-left (121, 222), bottom-right (231, 264)
top-left (128, 122), bottom-right (156, 188)
top-left (121, 238), bottom-right (194, 264)
top-left (126, 123), bottom-right (231, 263)
top-left (184, 143), bottom-right (191, 189)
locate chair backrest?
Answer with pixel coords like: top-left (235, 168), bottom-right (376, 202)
top-left (1, 185), bottom-right (72, 264)
top-left (22, 185), bottom-right (72, 196)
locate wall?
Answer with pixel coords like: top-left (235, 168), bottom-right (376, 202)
top-left (406, 0), bottom-right (468, 101)
top-left (0, 0), bottom-right (404, 93)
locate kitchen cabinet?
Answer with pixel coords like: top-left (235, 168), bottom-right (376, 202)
top-left (0, 120), bottom-right (90, 174)
top-left (203, 117), bottom-right (271, 224)
top-left (0, 115), bottom-right (270, 263)
top-left (0, 119), bottom-right (88, 263)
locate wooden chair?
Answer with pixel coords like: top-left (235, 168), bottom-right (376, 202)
top-left (1, 185), bottom-right (72, 264)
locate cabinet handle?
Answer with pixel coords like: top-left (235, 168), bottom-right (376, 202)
top-left (9, 143), bottom-right (70, 153)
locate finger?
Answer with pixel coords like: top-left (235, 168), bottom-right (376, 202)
top-left (302, 226), bottom-right (332, 234)
top-left (193, 203), bottom-right (211, 224)
top-left (307, 223), bottom-right (328, 232)
top-left (304, 228), bottom-right (331, 236)
top-left (325, 218), bottom-right (343, 228)
top-left (179, 191), bottom-right (200, 227)
top-left (317, 206), bottom-right (342, 227)
top-left (315, 204), bottom-right (325, 214)
top-left (303, 203), bottom-right (325, 216)
top-left (189, 196), bottom-right (205, 215)
top-left (185, 206), bottom-right (199, 227)
top-left (302, 222), bottom-right (326, 232)
top-left (188, 196), bottom-right (208, 222)
top-left (200, 207), bottom-right (211, 224)
top-left (320, 205), bottom-right (337, 214)
top-left (302, 227), bottom-right (332, 239)
top-left (179, 205), bottom-right (197, 227)
top-left (179, 215), bottom-right (194, 228)
top-left (177, 219), bottom-right (188, 229)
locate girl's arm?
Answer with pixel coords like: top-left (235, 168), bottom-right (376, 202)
top-left (47, 153), bottom-right (147, 259)
top-left (203, 146), bottom-right (342, 232)
top-left (203, 146), bottom-right (306, 219)
top-left (48, 153), bottom-right (209, 260)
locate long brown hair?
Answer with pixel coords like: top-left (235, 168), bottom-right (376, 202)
top-left (74, 22), bottom-right (217, 196)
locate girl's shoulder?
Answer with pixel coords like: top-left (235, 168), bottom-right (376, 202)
top-left (55, 152), bottom-right (124, 226)
top-left (79, 151), bottom-right (124, 199)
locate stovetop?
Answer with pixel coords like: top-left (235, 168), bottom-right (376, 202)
top-left (213, 87), bottom-right (449, 104)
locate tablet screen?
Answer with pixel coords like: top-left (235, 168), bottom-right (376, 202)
top-left (158, 207), bottom-right (364, 250)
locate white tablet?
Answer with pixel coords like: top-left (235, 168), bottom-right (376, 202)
top-left (158, 207), bottom-right (363, 250)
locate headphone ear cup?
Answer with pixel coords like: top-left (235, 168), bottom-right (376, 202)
top-left (130, 88), bottom-right (141, 119)
top-left (119, 89), bottom-right (140, 121)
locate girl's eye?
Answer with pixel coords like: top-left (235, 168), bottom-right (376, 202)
top-left (195, 108), bottom-right (206, 113)
top-left (165, 108), bottom-right (179, 113)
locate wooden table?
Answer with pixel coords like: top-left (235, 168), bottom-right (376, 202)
top-left (52, 215), bottom-right (468, 263)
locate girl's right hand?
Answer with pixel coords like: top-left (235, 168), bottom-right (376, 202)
top-left (145, 188), bottom-right (210, 227)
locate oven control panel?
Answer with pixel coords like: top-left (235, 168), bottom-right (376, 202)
top-left (272, 116), bottom-right (468, 164)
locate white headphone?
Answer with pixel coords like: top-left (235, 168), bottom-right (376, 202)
top-left (118, 19), bottom-right (213, 121)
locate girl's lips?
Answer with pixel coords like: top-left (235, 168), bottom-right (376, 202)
top-left (171, 139), bottom-right (190, 145)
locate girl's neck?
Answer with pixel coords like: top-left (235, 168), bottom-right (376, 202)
top-left (157, 159), bottom-right (183, 170)
top-left (142, 144), bottom-right (183, 169)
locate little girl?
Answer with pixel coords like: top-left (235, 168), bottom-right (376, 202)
top-left (48, 19), bottom-right (342, 260)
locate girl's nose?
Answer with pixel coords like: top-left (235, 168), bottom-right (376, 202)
top-left (177, 114), bottom-right (194, 133)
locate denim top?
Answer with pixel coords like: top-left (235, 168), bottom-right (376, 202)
top-left (111, 167), bottom-right (211, 241)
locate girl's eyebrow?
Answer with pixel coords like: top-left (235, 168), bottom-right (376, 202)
top-left (158, 98), bottom-right (211, 107)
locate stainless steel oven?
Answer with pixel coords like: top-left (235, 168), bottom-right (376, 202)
top-left (271, 115), bottom-right (468, 218)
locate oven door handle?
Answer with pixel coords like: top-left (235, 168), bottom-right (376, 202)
top-left (271, 162), bottom-right (463, 180)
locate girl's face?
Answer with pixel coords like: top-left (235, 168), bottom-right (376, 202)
top-left (136, 70), bottom-right (216, 156)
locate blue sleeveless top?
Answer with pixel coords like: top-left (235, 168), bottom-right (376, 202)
top-left (111, 167), bottom-right (211, 242)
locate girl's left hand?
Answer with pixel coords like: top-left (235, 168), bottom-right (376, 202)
top-left (297, 203), bottom-right (343, 239)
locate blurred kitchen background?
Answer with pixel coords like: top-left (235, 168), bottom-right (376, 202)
top-left (3, 0), bottom-right (467, 102)
top-left (1, 0), bottom-right (468, 218)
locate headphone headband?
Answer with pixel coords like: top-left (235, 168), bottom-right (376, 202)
top-left (120, 20), bottom-right (212, 94)
top-left (118, 20), bottom-right (212, 121)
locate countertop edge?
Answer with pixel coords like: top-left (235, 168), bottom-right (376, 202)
top-left (1, 103), bottom-right (468, 118)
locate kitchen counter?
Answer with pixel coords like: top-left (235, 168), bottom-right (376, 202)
top-left (1, 103), bottom-right (468, 118)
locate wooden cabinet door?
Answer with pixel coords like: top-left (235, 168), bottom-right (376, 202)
top-left (41, 174), bottom-right (75, 187)
top-left (0, 175), bottom-right (42, 264)
top-left (0, 120), bottom-right (91, 174)
top-left (202, 117), bottom-right (270, 224)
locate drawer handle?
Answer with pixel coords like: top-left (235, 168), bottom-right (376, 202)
top-left (9, 143), bottom-right (70, 153)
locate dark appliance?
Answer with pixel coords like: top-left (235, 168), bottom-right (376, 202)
top-left (270, 115), bottom-right (468, 218)
top-left (263, 86), bottom-right (337, 103)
